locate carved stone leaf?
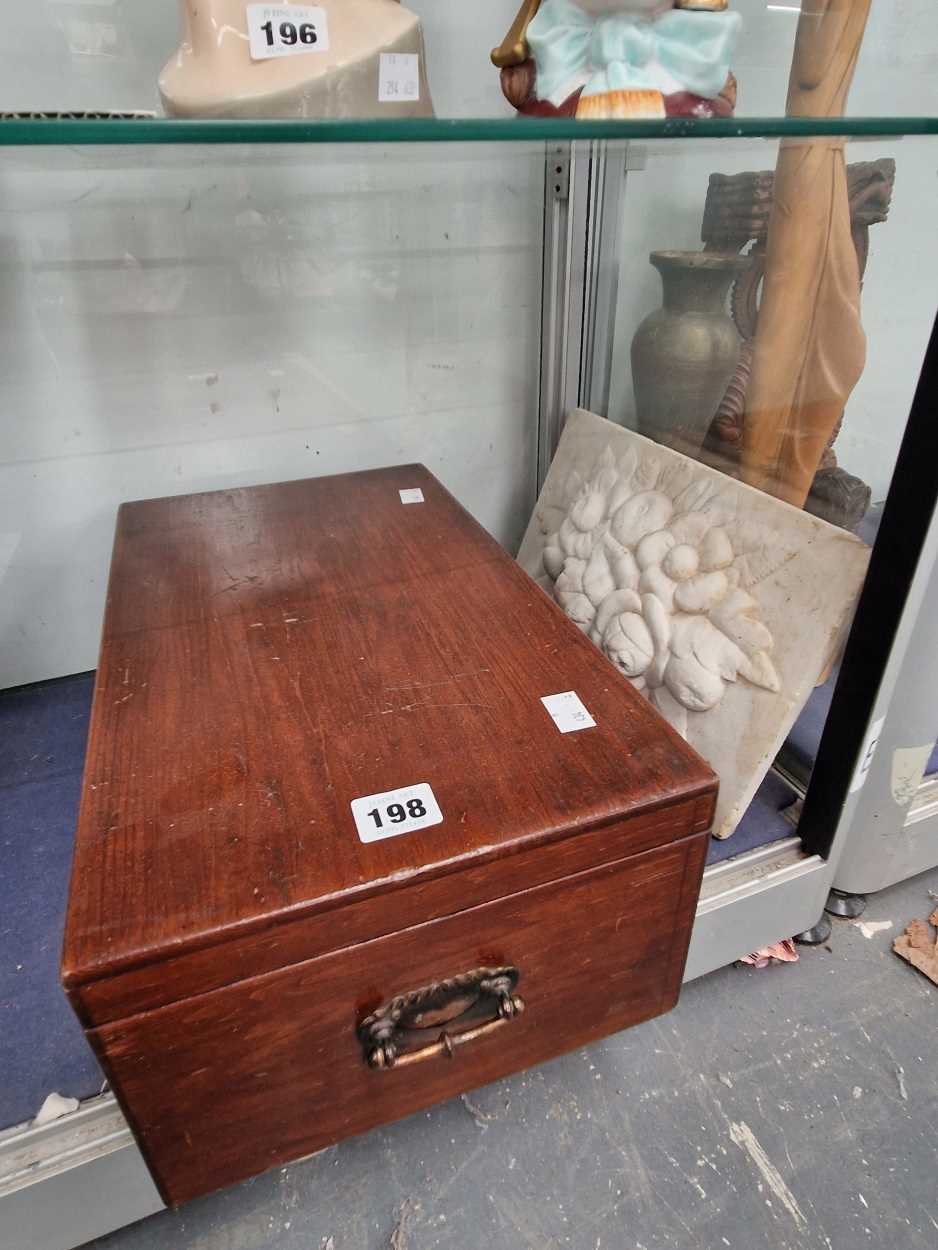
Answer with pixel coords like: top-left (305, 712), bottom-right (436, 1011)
top-left (669, 612), bottom-right (704, 660)
top-left (673, 570), bottom-right (730, 614)
top-left (639, 565), bottom-right (676, 614)
top-left (700, 526), bottom-right (734, 571)
top-left (538, 505), bottom-right (565, 537)
top-left (543, 543), bottom-right (565, 580)
top-left (614, 446), bottom-right (638, 489)
top-left (685, 616), bottom-right (747, 682)
top-left (583, 545), bottom-right (616, 607)
top-left (739, 650), bottom-right (781, 693)
top-left (570, 488), bottom-right (607, 534)
top-left (606, 478), bottom-right (633, 515)
top-left (563, 468), bottom-right (584, 506)
top-left (559, 516), bottom-right (593, 560)
top-left (726, 519), bottom-right (799, 588)
top-left (554, 557), bottom-right (586, 595)
top-left (592, 444), bottom-right (619, 495)
top-left (631, 456), bottom-right (661, 493)
top-left (715, 612), bottom-right (774, 657)
top-left (556, 591), bottom-right (594, 630)
top-left (711, 587), bottom-right (757, 621)
top-left (667, 511), bottom-right (712, 547)
top-left (672, 477), bottom-right (715, 515)
top-left (610, 548), bottom-right (641, 591)
top-left (658, 458), bottom-right (697, 502)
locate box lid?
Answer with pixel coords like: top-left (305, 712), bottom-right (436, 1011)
top-left (62, 466), bottom-right (715, 1021)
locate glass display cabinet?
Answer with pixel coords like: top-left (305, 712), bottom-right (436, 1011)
top-left (826, 540), bottom-right (938, 910)
top-left (1, 3), bottom-right (936, 1246)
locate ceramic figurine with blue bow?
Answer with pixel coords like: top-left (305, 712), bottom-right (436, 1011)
top-left (492, 0), bottom-right (740, 119)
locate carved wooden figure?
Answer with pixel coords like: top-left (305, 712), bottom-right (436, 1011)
top-left (739, 0), bottom-right (873, 508)
top-left (700, 158), bottom-right (895, 529)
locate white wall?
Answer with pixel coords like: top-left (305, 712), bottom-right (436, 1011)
top-left (0, 2), bottom-right (540, 687)
top-left (607, 0), bottom-right (938, 503)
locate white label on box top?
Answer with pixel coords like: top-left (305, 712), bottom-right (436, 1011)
top-left (541, 691), bottom-right (596, 734)
top-left (351, 782), bottom-right (442, 843)
top-left (378, 52), bottom-right (420, 103)
top-left (247, 4), bottom-right (329, 60)
top-left (399, 488), bottom-right (424, 504)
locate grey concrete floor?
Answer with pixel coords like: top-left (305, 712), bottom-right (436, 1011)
top-left (89, 869), bottom-right (938, 1250)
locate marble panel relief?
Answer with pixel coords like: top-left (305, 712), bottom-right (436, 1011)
top-left (518, 411), bottom-right (870, 838)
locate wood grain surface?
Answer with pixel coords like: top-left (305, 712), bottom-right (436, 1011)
top-left (63, 466), bottom-right (717, 1003)
top-left (91, 833), bottom-right (707, 1206)
top-left (71, 795), bottom-right (713, 1026)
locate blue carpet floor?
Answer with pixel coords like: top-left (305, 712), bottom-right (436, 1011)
top-left (0, 673), bottom-right (103, 1128)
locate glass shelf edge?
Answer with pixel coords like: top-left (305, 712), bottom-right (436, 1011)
top-left (0, 115), bottom-right (935, 147)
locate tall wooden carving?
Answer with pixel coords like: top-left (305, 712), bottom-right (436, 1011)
top-left (740, 0), bottom-right (872, 508)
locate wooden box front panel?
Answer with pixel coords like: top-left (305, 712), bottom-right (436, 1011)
top-left (93, 834), bottom-right (706, 1206)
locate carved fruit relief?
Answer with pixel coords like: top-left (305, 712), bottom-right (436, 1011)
top-left (539, 443), bottom-right (782, 739)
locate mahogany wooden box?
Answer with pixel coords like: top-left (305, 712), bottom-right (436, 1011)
top-left (62, 465), bottom-right (717, 1206)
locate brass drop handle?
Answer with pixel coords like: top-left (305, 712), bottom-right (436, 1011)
top-left (358, 966), bottom-right (524, 1071)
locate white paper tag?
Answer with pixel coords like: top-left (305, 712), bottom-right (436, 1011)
top-left (378, 52), bottom-right (420, 103)
top-left (351, 782), bottom-right (443, 843)
top-left (849, 714), bottom-right (885, 794)
top-left (541, 691), bottom-right (596, 734)
top-left (399, 488), bottom-right (424, 505)
top-left (247, 4), bottom-right (329, 60)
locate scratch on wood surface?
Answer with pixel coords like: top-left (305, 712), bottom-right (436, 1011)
top-left (366, 700), bottom-right (491, 718)
top-left (383, 669), bottom-right (491, 692)
top-left (729, 1120), bottom-right (807, 1230)
top-left (399, 701), bottom-right (491, 713)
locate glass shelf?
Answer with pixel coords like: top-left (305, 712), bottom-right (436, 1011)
top-left (0, 115), bottom-right (935, 147)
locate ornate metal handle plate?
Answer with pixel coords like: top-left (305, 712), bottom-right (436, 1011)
top-left (358, 966), bottom-right (524, 1070)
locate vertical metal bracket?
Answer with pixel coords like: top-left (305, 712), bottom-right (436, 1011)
top-left (536, 141), bottom-right (631, 490)
top-left (581, 142), bottom-right (627, 417)
top-left (537, 142), bottom-right (587, 489)
top-left (547, 146), bottom-right (570, 203)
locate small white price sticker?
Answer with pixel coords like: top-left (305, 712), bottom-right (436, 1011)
top-left (399, 487), bottom-right (424, 505)
top-left (247, 4), bottom-right (329, 60)
top-left (379, 52), bottom-right (420, 103)
top-left (849, 714), bottom-right (885, 794)
top-left (541, 691), bottom-right (596, 734)
top-left (352, 782), bottom-right (442, 843)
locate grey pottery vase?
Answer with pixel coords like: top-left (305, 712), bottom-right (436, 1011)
top-left (631, 250), bottom-right (747, 456)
